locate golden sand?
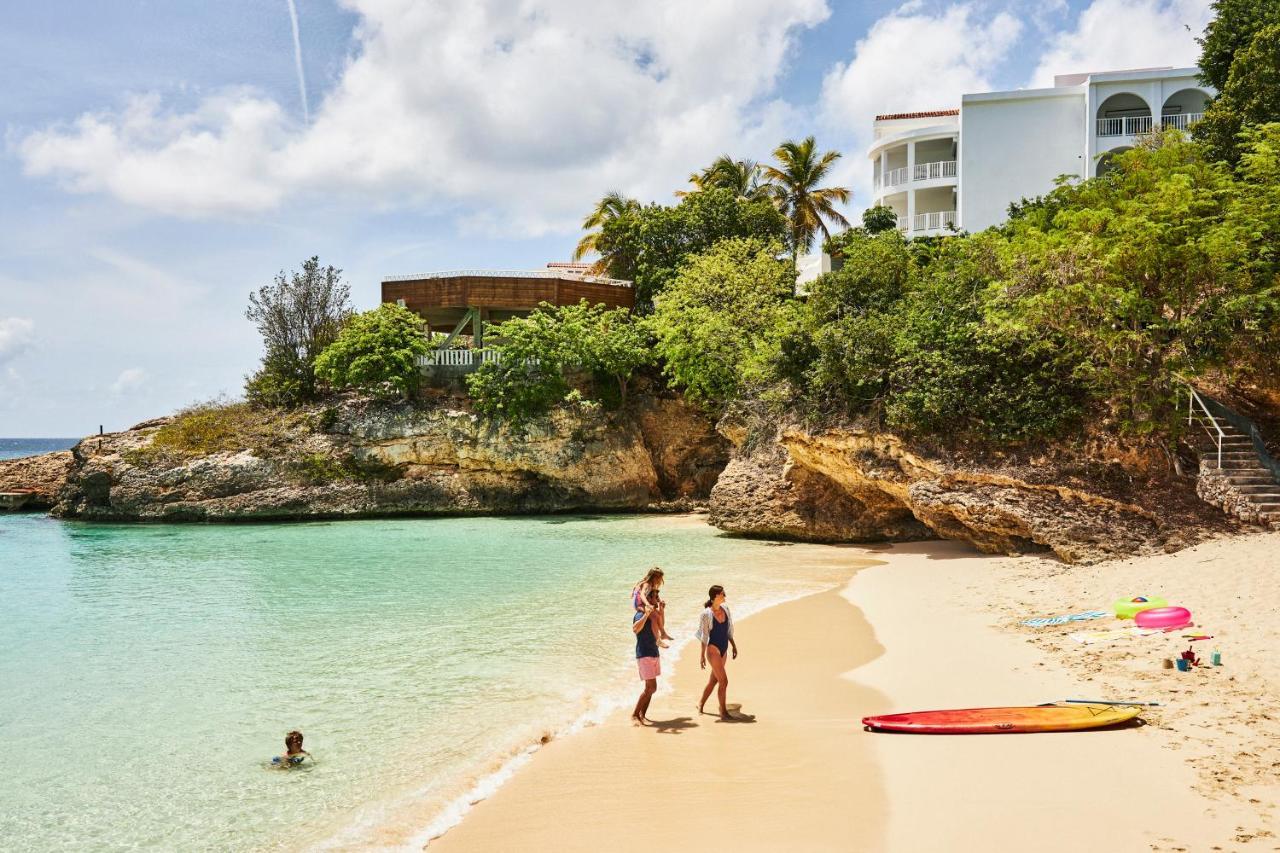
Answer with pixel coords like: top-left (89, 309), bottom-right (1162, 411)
top-left (429, 536), bottom-right (1278, 851)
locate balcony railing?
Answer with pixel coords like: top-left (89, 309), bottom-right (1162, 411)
top-left (913, 210), bottom-right (957, 233)
top-left (882, 166), bottom-right (910, 189)
top-left (1097, 113), bottom-right (1205, 137)
top-left (417, 348), bottom-right (504, 368)
top-left (878, 161), bottom-right (957, 194)
top-left (1160, 112), bottom-right (1203, 131)
top-left (913, 160), bottom-right (957, 181)
top-left (1097, 115), bottom-right (1153, 136)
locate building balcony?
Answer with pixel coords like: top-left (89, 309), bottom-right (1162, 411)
top-left (1096, 112), bottom-right (1202, 137)
top-left (895, 210), bottom-right (957, 236)
top-left (874, 159), bottom-right (957, 192)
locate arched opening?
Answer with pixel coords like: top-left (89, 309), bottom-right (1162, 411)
top-left (1096, 147), bottom-right (1131, 178)
top-left (1096, 93), bottom-right (1152, 137)
top-left (1161, 88), bottom-right (1212, 131)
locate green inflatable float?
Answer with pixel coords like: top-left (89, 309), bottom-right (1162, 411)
top-left (1113, 595), bottom-right (1168, 619)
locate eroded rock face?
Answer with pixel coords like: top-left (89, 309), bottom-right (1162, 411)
top-left (0, 450), bottom-right (75, 509)
top-left (709, 423), bottom-right (1173, 564)
top-left (49, 396), bottom-right (727, 522)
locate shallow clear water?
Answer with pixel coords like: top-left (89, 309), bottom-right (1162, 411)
top-left (0, 513), bottom-right (859, 851)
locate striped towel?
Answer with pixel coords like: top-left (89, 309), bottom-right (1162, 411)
top-left (1021, 609), bottom-right (1110, 628)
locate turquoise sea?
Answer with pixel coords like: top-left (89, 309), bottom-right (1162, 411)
top-left (0, 509), bottom-right (858, 851)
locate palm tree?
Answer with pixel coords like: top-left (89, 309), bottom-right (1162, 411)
top-left (761, 137), bottom-right (851, 260)
top-left (573, 191), bottom-right (640, 263)
top-left (676, 155), bottom-right (768, 201)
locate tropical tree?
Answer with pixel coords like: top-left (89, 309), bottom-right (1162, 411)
top-left (572, 191), bottom-right (641, 263)
top-left (649, 237), bottom-right (795, 406)
top-left (244, 256), bottom-right (352, 407)
top-left (593, 188), bottom-right (788, 309)
top-left (677, 155), bottom-right (768, 201)
top-left (1197, 24), bottom-right (1280, 164)
top-left (762, 137), bottom-right (852, 260)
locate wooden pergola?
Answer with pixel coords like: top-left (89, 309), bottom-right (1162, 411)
top-left (381, 269), bottom-right (634, 349)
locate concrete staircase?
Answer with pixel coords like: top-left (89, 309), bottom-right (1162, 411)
top-left (1190, 413), bottom-right (1280, 529)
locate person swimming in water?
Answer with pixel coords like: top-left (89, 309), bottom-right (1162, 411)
top-left (271, 730), bottom-right (312, 767)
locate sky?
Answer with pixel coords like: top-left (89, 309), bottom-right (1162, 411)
top-left (0, 0), bottom-right (1211, 436)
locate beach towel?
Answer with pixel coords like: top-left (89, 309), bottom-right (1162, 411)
top-left (1021, 610), bottom-right (1109, 628)
top-left (1068, 627), bottom-right (1162, 645)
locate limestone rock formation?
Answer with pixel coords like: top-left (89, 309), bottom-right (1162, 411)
top-left (0, 450), bottom-right (75, 509)
top-left (710, 423), bottom-right (1177, 564)
top-left (45, 396), bottom-right (727, 522)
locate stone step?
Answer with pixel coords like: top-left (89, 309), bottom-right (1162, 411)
top-left (1236, 490), bottom-right (1280, 499)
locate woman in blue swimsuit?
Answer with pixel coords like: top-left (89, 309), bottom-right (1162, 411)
top-left (696, 585), bottom-right (738, 720)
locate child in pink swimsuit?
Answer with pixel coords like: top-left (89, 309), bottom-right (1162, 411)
top-left (632, 567), bottom-right (674, 648)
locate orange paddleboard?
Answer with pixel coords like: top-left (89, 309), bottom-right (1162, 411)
top-left (862, 702), bottom-right (1142, 734)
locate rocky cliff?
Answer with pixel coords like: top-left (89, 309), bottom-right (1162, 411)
top-left (0, 450), bottom-right (74, 509)
top-left (33, 395), bottom-right (728, 522)
top-left (709, 419), bottom-right (1232, 564)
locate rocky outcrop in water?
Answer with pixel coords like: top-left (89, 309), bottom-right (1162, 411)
top-left (0, 450), bottom-right (74, 510)
top-left (43, 395), bottom-right (728, 522)
top-left (709, 421), bottom-right (1210, 564)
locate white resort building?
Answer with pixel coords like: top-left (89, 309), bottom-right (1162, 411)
top-left (868, 66), bottom-right (1213, 240)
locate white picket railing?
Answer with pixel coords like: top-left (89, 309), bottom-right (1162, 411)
top-left (912, 210), bottom-right (957, 233)
top-left (416, 349), bottom-right (504, 368)
top-left (879, 162), bottom-right (956, 193)
top-left (1097, 115), bottom-right (1154, 137)
top-left (883, 166), bottom-right (910, 189)
top-left (912, 160), bottom-right (957, 181)
top-left (1161, 112), bottom-right (1203, 131)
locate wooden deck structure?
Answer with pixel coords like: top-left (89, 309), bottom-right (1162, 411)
top-left (381, 268), bottom-right (634, 349)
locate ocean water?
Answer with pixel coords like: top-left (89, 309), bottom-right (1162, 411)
top-left (0, 437), bottom-right (79, 461)
top-left (0, 512), bottom-right (862, 851)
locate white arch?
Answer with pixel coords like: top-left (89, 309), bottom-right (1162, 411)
top-left (1096, 146), bottom-right (1132, 177)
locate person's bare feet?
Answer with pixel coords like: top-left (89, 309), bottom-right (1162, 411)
top-left (658, 640), bottom-right (670, 649)
top-left (632, 714), bottom-right (648, 726)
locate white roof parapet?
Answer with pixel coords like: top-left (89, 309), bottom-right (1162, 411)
top-left (382, 269), bottom-right (632, 287)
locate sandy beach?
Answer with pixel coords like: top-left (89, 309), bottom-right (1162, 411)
top-left (429, 533), bottom-right (1280, 851)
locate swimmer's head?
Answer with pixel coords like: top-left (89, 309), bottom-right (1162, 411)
top-left (285, 731), bottom-right (304, 753)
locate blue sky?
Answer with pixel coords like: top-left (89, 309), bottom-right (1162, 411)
top-left (0, 0), bottom-right (1209, 436)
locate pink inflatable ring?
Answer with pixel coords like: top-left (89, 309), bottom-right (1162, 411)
top-left (1134, 606), bottom-right (1192, 630)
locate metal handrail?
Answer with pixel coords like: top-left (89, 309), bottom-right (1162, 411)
top-left (1187, 386), bottom-right (1224, 469)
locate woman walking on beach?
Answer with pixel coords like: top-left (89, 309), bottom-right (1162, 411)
top-left (697, 585), bottom-right (738, 720)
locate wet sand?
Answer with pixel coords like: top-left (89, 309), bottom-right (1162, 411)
top-left (429, 539), bottom-right (1265, 851)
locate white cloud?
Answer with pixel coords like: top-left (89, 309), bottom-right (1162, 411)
top-left (110, 367), bottom-right (148, 395)
top-left (16, 0), bottom-right (830, 233)
top-left (818, 3), bottom-right (1022, 212)
top-left (1029, 0), bottom-right (1211, 87)
top-left (0, 317), bottom-right (35, 366)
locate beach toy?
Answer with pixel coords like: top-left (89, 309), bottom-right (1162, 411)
top-left (1176, 658), bottom-right (1190, 672)
top-left (1211, 650), bottom-right (1222, 666)
top-left (1162, 658), bottom-right (1174, 669)
top-left (1134, 606), bottom-right (1192, 630)
top-left (1112, 595), bottom-right (1167, 619)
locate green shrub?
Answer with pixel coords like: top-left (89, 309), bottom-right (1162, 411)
top-left (314, 303), bottom-right (430, 400)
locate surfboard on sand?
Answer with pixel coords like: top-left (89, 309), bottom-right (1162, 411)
top-left (862, 703), bottom-right (1143, 734)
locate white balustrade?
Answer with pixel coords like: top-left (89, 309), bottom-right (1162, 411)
top-left (883, 166), bottom-right (910, 188)
top-left (912, 160), bottom-right (957, 181)
top-left (1161, 112), bottom-right (1203, 131)
top-left (1096, 115), bottom-right (1156, 137)
top-left (912, 210), bottom-right (957, 233)
top-left (416, 349), bottom-right (505, 368)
